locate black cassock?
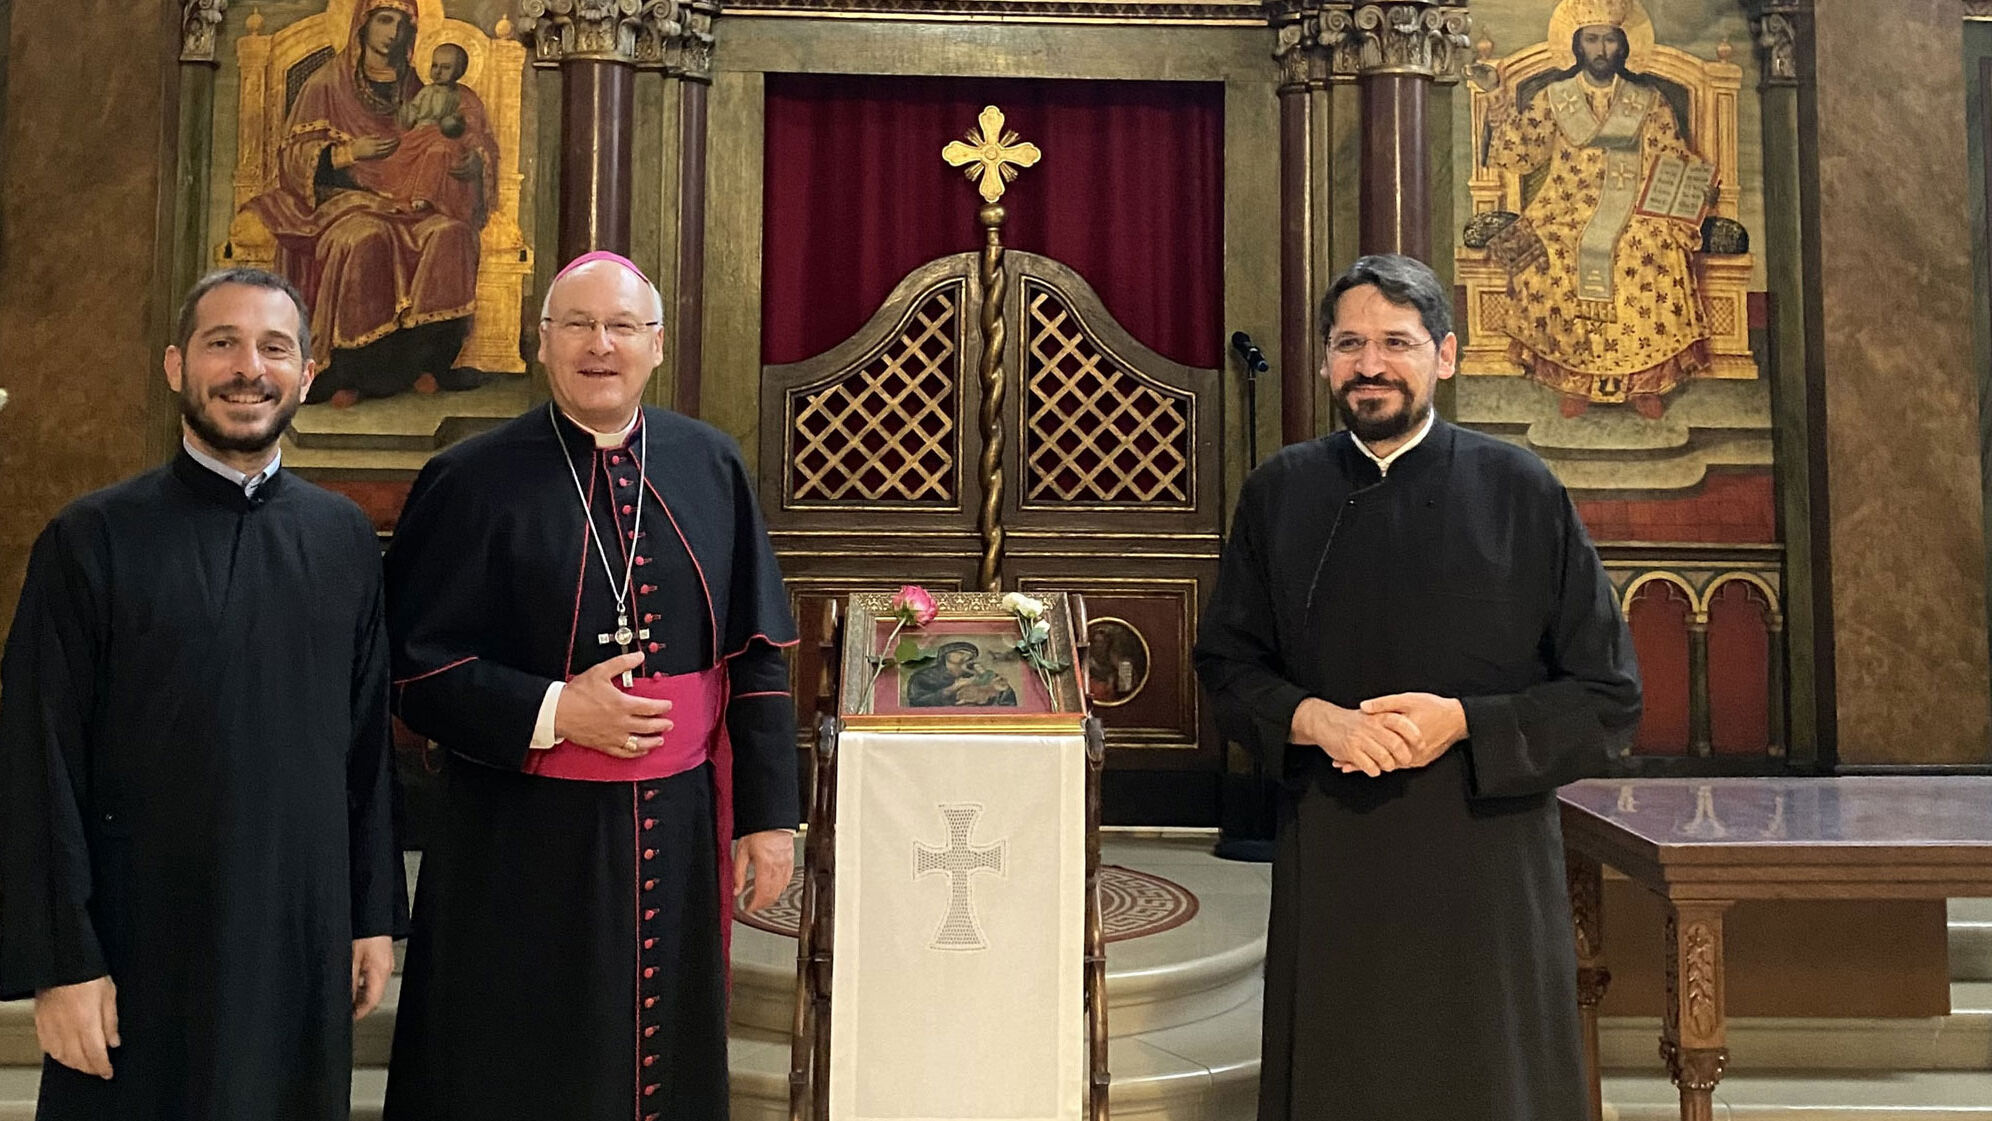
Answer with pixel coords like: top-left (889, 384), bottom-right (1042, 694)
top-left (1195, 421), bottom-right (1640, 1121)
top-left (381, 406), bottom-right (798, 1121)
top-left (0, 454), bottom-right (403, 1121)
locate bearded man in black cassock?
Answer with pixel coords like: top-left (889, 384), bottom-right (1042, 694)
top-left (1194, 254), bottom-right (1641, 1120)
top-left (381, 251), bottom-right (797, 1121)
top-left (0, 268), bottom-right (403, 1120)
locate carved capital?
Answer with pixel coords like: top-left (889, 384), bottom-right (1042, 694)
top-left (1969, 0), bottom-right (1992, 21)
top-left (1745, 0), bottom-right (1808, 88)
top-left (1266, 0), bottom-right (1336, 91)
top-left (181, 0), bottom-right (228, 63)
top-left (1315, 2), bottom-right (1472, 82)
top-left (520, 0), bottom-right (648, 66)
top-left (648, 0), bottom-right (720, 78)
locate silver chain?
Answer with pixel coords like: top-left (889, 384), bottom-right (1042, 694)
top-left (549, 403), bottom-right (646, 623)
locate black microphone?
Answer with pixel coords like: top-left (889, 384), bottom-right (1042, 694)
top-left (1230, 331), bottom-right (1269, 375)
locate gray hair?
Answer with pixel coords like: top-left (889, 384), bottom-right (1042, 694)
top-left (1319, 254), bottom-right (1453, 345)
top-left (539, 263), bottom-right (665, 325)
top-left (176, 267), bottom-right (311, 358)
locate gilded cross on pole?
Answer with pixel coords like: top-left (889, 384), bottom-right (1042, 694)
top-left (943, 105), bottom-right (1039, 591)
top-left (942, 105), bottom-right (1041, 204)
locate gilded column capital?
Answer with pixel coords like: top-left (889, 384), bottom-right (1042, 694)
top-left (1320, 2), bottom-right (1472, 83)
top-left (181, 0), bottom-right (228, 63)
top-left (519, 0), bottom-right (651, 67)
top-left (1744, 0), bottom-right (1809, 89)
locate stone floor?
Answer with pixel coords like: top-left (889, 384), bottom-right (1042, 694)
top-left (0, 838), bottom-right (1988, 1119)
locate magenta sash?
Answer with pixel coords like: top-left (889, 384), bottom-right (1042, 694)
top-left (524, 666), bottom-right (726, 782)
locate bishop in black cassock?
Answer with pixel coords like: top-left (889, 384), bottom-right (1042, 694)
top-left (382, 252), bottom-right (798, 1121)
top-left (0, 271), bottom-right (402, 1120)
top-left (1196, 256), bottom-right (1641, 1121)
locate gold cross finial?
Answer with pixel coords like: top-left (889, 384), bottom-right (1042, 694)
top-left (942, 105), bottom-right (1041, 204)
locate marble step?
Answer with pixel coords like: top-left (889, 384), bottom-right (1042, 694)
top-left (1953, 900), bottom-right (1992, 984)
top-left (1600, 984), bottom-right (1992, 1072)
top-left (6, 1031), bottom-right (1992, 1121)
top-left (1600, 1070), bottom-right (1992, 1119)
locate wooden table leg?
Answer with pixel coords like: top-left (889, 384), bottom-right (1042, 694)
top-left (1660, 900), bottom-right (1731, 1121)
top-left (1567, 852), bottom-right (1610, 1121)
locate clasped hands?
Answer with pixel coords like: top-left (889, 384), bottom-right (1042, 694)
top-left (1289, 693), bottom-right (1468, 777)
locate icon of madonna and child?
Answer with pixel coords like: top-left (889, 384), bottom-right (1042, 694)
top-left (240, 1), bottom-right (501, 408)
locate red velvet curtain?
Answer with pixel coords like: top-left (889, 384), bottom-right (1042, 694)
top-left (761, 74), bottom-right (1224, 369)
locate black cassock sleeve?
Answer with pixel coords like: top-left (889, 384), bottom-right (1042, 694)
top-left (347, 547), bottom-right (407, 939)
top-left (726, 644), bottom-right (798, 837)
top-left (0, 517), bottom-right (110, 997)
top-left (1194, 476), bottom-right (1312, 764)
top-left (717, 448), bottom-right (800, 837)
top-left (1459, 493), bottom-right (1642, 799)
top-left (385, 460), bottom-right (550, 772)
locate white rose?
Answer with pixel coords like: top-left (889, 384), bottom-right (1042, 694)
top-left (1001, 592), bottom-right (1047, 620)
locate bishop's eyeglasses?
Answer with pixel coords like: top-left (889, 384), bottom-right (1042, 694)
top-left (1326, 332), bottom-right (1435, 360)
top-left (542, 315), bottom-right (660, 341)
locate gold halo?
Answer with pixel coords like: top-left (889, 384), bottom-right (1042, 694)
top-left (1546, 0), bottom-right (1656, 70)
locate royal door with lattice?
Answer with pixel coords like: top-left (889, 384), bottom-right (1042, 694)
top-left (761, 251), bottom-right (1224, 823)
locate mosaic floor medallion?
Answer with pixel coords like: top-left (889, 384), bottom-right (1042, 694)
top-left (735, 864), bottom-right (1200, 943)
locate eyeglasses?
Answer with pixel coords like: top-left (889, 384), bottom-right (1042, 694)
top-left (1326, 332), bottom-right (1435, 359)
top-left (542, 316), bottom-right (660, 341)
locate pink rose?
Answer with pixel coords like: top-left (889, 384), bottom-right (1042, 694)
top-left (892, 585), bottom-right (938, 627)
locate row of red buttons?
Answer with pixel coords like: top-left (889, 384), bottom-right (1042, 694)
top-left (637, 789), bottom-right (664, 1112)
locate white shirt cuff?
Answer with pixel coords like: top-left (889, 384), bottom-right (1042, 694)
top-left (530, 681), bottom-right (563, 750)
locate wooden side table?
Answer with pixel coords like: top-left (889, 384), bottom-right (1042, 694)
top-left (1559, 777), bottom-right (1992, 1121)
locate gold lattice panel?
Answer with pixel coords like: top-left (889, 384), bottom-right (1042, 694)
top-left (1022, 282), bottom-right (1193, 507)
top-left (789, 284), bottom-right (960, 504)
top-left (1708, 297), bottom-right (1738, 338)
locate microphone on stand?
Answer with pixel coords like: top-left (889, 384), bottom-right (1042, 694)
top-left (1230, 331), bottom-right (1269, 375)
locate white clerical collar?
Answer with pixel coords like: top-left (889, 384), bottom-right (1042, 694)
top-left (1354, 411), bottom-right (1435, 479)
top-left (183, 436), bottom-right (281, 497)
top-left (561, 408), bottom-right (641, 449)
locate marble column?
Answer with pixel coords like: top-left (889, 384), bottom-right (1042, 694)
top-left (521, 1), bottom-right (683, 260)
top-left (1271, 1), bottom-right (1334, 446)
top-left (1746, 0), bottom-right (1824, 767)
top-left (1324, 2), bottom-right (1470, 259)
top-left (662, 0), bottom-right (720, 418)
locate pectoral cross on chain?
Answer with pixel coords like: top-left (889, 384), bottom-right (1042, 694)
top-left (598, 613), bottom-right (652, 687)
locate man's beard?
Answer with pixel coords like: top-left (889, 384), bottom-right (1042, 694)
top-left (1332, 377), bottom-right (1429, 445)
top-left (1581, 44), bottom-right (1625, 79)
top-left (180, 377), bottom-right (299, 455)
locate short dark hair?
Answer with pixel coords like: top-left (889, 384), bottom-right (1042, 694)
top-left (175, 267), bottom-right (311, 359)
top-left (433, 42), bottom-right (469, 72)
top-left (1318, 254), bottom-right (1453, 344)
